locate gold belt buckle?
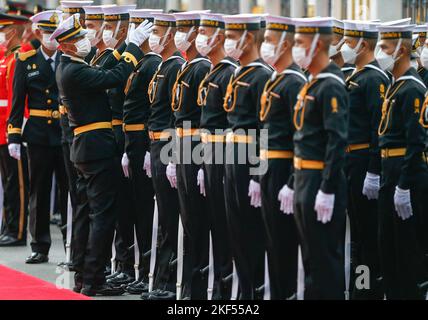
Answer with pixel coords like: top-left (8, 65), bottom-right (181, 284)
top-left (294, 157), bottom-right (302, 170)
top-left (51, 110), bottom-right (60, 119)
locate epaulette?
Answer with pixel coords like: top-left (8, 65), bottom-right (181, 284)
top-left (18, 50), bottom-right (37, 61)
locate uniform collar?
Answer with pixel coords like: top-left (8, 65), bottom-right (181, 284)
top-left (61, 54), bottom-right (88, 65)
top-left (40, 47), bottom-right (57, 62)
top-left (309, 62), bottom-right (345, 85)
top-left (393, 67), bottom-right (426, 88)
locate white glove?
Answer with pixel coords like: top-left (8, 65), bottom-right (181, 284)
top-left (362, 172), bottom-right (380, 200)
top-left (394, 187), bottom-right (413, 220)
top-left (166, 162), bottom-right (177, 189)
top-left (278, 185), bottom-right (294, 215)
top-left (8, 143), bottom-right (21, 161)
top-left (128, 20), bottom-right (154, 47)
top-left (314, 190), bottom-right (335, 224)
top-left (143, 151), bottom-right (152, 178)
top-left (197, 168), bottom-right (206, 197)
top-left (248, 180), bottom-right (262, 208)
top-left (121, 153), bottom-right (130, 178)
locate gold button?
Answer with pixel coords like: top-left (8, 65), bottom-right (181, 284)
top-left (47, 99), bottom-right (52, 105)
top-left (45, 89), bottom-right (49, 94)
top-left (47, 120), bottom-right (52, 124)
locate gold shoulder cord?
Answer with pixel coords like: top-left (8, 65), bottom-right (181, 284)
top-left (124, 72), bottom-right (137, 96)
top-left (148, 68), bottom-right (162, 104)
top-left (345, 67), bottom-right (364, 84)
top-left (197, 64), bottom-right (224, 107)
top-left (292, 80), bottom-right (317, 131)
top-left (171, 64), bottom-right (193, 112)
top-left (378, 81), bottom-right (406, 136)
top-left (260, 74), bottom-right (285, 122)
top-left (420, 96), bottom-right (428, 128)
top-left (223, 67), bottom-right (256, 113)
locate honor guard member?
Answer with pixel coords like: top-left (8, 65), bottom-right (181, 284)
top-left (115, 9), bottom-right (162, 291)
top-left (222, 14), bottom-right (272, 300)
top-left (0, 12), bottom-right (29, 247)
top-left (329, 19), bottom-right (355, 78)
top-left (414, 25), bottom-right (428, 86)
top-left (144, 13), bottom-right (184, 300)
top-left (196, 13), bottom-right (236, 300)
top-left (259, 16), bottom-right (305, 300)
top-left (342, 20), bottom-right (390, 300)
top-left (291, 17), bottom-right (349, 300)
top-left (83, 5), bottom-right (111, 66)
top-left (169, 11), bottom-right (212, 300)
top-left (5, 1), bottom-right (41, 52)
top-left (7, 10), bottom-right (69, 262)
top-left (54, 14), bottom-right (153, 296)
top-left (100, 4), bottom-right (139, 284)
top-left (376, 23), bottom-right (428, 300)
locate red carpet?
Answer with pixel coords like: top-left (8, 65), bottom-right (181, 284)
top-left (0, 265), bottom-right (91, 300)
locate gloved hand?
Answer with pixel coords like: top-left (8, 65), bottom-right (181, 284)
top-left (8, 143), bottom-right (21, 161)
top-left (362, 172), bottom-right (380, 200)
top-left (121, 153), bottom-right (130, 178)
top-left (314, 190), bottom-right (335, 224)
top-left (128, 20), bottom-right (154, 47)
top-left (166, 162), bottom-right (177, 189)
top-left (143, 151), bottom-right (152, 178)
top-left (248, 180), bottom-right (262, 208)
top-left (197, 168), bottom-right (206, 197)
top-left (278, 185), bottom-right (294, 215)
top-left (394, 187), bottom-right (413, 220)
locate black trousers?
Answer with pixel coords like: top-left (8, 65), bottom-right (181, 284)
top-left (260, 158), bottom-right (298, 300)
top-left (27, 144), bottom-right (68, 254)
top-left (176, 137), bottom-right (209, 300)
top-left (202, 142), bottom-right (232, 300)
top-left (126, 132), bottom-right (155, 280)
top-left (113, 125), bottom-right (135, 273)
top-left (378, 157), bottom-right (428, 300)
top-left (345, 152), bottom-right (383, 300)
top-left (0, 145), bottom-right (28, 240)
top-left (150, 140), bottom-right (179, 292)
top-left (224, 143), bottom-right (265, 300)
top-left (73, 157), bottom-right (120, 286)
top-left (294, 169), bottom-right (346, 300)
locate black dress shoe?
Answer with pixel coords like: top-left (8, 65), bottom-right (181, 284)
top-left (81, 283), bottom-right (126, 297)
top-left (141, 289), bottom-right (161, 300)
top-left (0, 235), bottom-right (26, 247)
top-left (106, 271), bottom-right (121, 280)
top-left (25, 252), bottom-right (49, 264)
top-left (73, 281), bottom-right (83, 293)
top-left (57, 261), bottom-right (76, 272)
top-left (149, 290), bottom-right (176, 301)
top-left (126, 280), bottom-right (149, 295)
top-left (107, 272), bottom-right (135, 287)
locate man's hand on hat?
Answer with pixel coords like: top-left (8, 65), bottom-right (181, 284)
top-left (128, 20), bottom-right (154, 47)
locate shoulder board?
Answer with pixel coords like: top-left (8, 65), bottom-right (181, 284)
top-left (18, 50), bottom-right (37, 61)
top-left (364, 64), bottom-right (389, 81)
top-left (396, 75), bottom-right (427, 89)
top-left (315, 72), bottom-right (346, 86)
top-left (282, 69), bottom-right (308, 83)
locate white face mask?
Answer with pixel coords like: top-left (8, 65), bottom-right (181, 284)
top-left (174, 27), bottom-right (195, 52)
top-left (195, 29), bottom-right (220, 57)
top-left (376, 39), bottom-right (402, 72)
top-left (149, 28), bottom-right (171, 54)
top-left (74, 37), bottom-right (92, 58)
top-left (420, 47), bottom-right (428, 69)
top-left (329, 38), bottom-right (345, 58)
top-left (86, 28), bottom-right (100, 47)
top-left (260, 32), bottom-right (287, 66)
top-left (102, 21), bottom-right (121, 49)
top-left (292, 33), bottom-right (320, 70)
top-left (340, 38), bottom-right (363, 64)
top-left (0, 32), bottom-right (7, 46)
top-left (42, 33), bottom-right (59, 51)
top-left (224, 30), bottom-right (247, 60)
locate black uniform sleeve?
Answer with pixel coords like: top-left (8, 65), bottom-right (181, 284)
top-left (72, 43), bottom-right (143, 93)
top-left (286, 77), bottom-right (306, 189)
top-left (320, 82), bottom-right (349, 194)
top-left (7, 59), bottom-right (27, 144)
top-left (366, 75), bottom-right (388, 175)
top-left (398, 88), bottom-right (427, 190)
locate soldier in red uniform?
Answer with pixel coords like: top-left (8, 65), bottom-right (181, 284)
top-left (0, 12), bottom-right (29, 247)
